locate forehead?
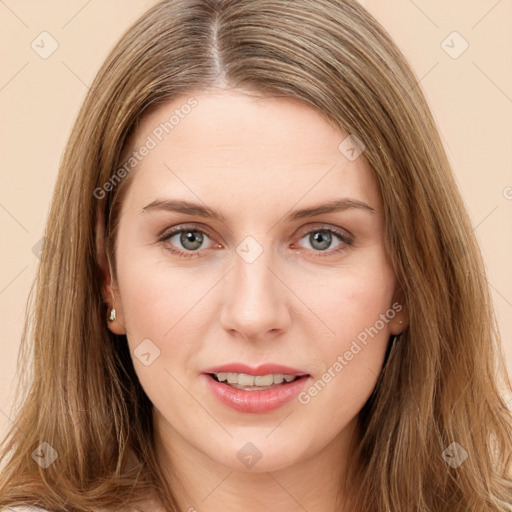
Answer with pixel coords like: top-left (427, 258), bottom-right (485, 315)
top-left (121, 89), bottom-right (381, 212)
top-left (133, 90), bottom-right (348, 161)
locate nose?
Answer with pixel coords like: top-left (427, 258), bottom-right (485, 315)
top-left (219, 245), bottom-right (291, 342)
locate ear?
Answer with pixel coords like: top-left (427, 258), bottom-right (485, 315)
top-left (96, 207), bottom-right (126, 335)
top-left (388, 283), bottom-right (409, 335)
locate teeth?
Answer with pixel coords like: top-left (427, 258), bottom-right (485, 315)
top-left (214, 372), bottom-right (299, 386)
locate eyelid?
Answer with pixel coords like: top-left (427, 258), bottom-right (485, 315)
top-left (158, 223), bottom-right (219, 243)
top-left (294, 222), bottom-right (354, 241)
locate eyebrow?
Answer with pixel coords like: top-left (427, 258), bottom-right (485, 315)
top-left (141, 197), bottom-right (375, 221)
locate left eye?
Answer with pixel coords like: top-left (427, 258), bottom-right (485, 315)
top-left (296, 228), bottom-right (351, 254)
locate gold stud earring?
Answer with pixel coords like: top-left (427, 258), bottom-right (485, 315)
top-left (108, 308), bottom-right (116, 322)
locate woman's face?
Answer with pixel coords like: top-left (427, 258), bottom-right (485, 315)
top-left (104, 88), bottom-right (407, 474)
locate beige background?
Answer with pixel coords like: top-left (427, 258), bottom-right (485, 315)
top-left (1, 0), bottom-right (511, 437)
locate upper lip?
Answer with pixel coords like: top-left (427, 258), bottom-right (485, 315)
top-left (202, 363), bottom-right (310, 377)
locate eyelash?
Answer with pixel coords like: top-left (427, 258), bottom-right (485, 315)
top-left (158, 224), bottom-right (354, 259)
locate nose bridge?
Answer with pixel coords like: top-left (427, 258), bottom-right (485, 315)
top-left (220, 236), bottom-right (289, 339)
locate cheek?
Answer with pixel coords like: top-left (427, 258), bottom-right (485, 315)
top-left (295, 255), bottom-right (396, 408)
top-left (337, 267), bottom-right (396, 340)
top-left (299, 253), bottom-right (396, 348)
top-left (114, 251), bottom-right (211, 407)
top-left (117, 259), bottom-right (202, 339)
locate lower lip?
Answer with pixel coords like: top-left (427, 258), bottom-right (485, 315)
top-left (202, 374), bottom-right (310, 414)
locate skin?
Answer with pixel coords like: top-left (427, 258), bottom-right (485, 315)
top-left (99, 88), bottom-right (408, 512)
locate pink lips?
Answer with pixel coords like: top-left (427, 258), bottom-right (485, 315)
top-left (202, 362), bottom-right (309, 377)
top-left (201, 362), bottom-right (311, 414)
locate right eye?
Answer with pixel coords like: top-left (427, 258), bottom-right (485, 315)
top-left (159, 225), bottom-right (220, 258)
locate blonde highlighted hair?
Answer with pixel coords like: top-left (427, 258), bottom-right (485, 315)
top-left (1, 0), bottom-right (511, 510)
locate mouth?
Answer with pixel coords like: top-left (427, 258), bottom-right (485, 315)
top-left (202, 371), bottom-right (312, 413)
top-left (201, 363), bottom-right (311, 413)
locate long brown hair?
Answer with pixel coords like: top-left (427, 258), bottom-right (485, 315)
top-left (1, 1), bottom-right (511, 510)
